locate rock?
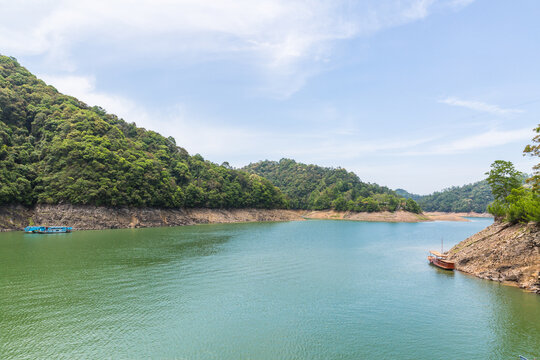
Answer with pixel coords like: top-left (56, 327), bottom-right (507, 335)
top-left (0, 204), bottom-right (306, 231)
top-left (449, 221), bottom-right (540, 294)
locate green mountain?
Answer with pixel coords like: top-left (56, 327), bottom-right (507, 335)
top-left (397, 180), bottom-right (494, 213)
top-left (0, 55), bottom-right (286, 209)
top-left (243, 159), bottom-right (422, 213)
top-left (394, 188), bottom-right (422, 202)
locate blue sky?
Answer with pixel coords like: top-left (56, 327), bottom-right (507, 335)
top-left (1, 0), bottom-right (538, 194)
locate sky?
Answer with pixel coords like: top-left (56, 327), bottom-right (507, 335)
top-left (1, 0), bottom-right (538, 194)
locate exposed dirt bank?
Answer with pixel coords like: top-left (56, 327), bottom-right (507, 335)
top-left (0, 206), bottom-right (484, 232)
top-left (0, 205), bottom-right (305, 231)
top-left (0, 205), bottom-right (34, 231)
top-left (302, 210), bottom-right (488, 222)
top-left (302, 210), bottom-right (431, 222)
top-left (423, 211), bottom-right (492, 222)
top-left (449, 222), bottom-right (540, 294)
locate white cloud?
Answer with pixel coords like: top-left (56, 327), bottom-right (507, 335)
top-left (39, 74), bottom-right (531, 166)
top-left (431, 128), bottom-right (533, 154)
top-left (39, 73), bottom-right (443, 164)
top-left (38, 73), bottom-right (283, 157)
top-left (40, 74), bottom-right (152, 126)
top-left (0, 0), bottom-right (474, 97)
top-left (448, 0), bottom-right (476, 8)
top-left (281, 135), bottom-right (439, 162)
top-left (439, 97), bottom-right (524, 115)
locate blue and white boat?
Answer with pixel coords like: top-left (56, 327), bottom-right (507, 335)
top-left (24, 226), bottom-right (73, 234)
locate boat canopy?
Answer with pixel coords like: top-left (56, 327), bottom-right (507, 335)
top-left (429, 250), bottom-right (448, 258)
top-left (24, 226), bottom-right (73, 232)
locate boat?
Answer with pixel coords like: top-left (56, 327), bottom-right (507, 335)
top-left (24, 226), bottom-right (73, 234)
top-left (427, 250), bottom-right (455, 270)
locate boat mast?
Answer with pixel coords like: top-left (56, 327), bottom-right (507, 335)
top-left (441, 238), bottom-right (443, 253)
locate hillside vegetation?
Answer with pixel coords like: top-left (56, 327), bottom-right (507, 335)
top-left (0, 55), bottom-right (423, 214)
top-left (0, 55), bottom-right (286, 209)
top-left (485, 159), bottom-right (540, 223)
top-left (396, 180), bottom-right (494, 213)
top-left (243, 159), bottom-right (421, 213)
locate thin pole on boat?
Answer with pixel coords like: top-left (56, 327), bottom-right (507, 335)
top-left (441, 238), bottom-right (443, 253)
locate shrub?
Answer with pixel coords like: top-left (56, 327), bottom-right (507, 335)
top-left (488, 188), bottom-right (540, 223)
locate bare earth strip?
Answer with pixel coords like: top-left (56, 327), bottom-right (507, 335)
top-left (301, 210), bottom-right (491, 222)
top-left (0, 205), bottom-right (491, 231)
top-left (302, 210), bottom-right (430, 222)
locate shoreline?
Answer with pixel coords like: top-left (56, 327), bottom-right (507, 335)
top-left (423, 211), bottom-right (493, 221)
top-left (449, 221), bottom-right (540, 294)
top-left (0, 205), bottom-right (305, 231)
top-left (0, 204), bottom-right (490, 231)
top-left (302, 210), bottom-right (491, 223)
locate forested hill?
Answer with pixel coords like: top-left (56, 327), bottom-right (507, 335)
top-left (243, 159), bottom-right (422, 213)
top-left (397, 180), bottom-right (494, 213)
top-left (395, 189), bottom-right (422, 202)
top-left (0, 55), bottom-right (286, 209)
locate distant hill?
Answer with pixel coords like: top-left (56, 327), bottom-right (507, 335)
top-left (0, 55), bottom-right (286, 209)
top-left (397, 180), bottom-right (494, 213)
top-left (395, 189), bottom-right (422, 202)
top-left (243, 159), bottom-right (421, 213)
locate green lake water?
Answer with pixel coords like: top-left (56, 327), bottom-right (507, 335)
top-left (1, 218), bottom-right (539, 359)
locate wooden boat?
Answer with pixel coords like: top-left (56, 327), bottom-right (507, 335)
top-left (24, 226), bottom-right (73, 234)
top-left (427, 250), bottom-right (455, 270)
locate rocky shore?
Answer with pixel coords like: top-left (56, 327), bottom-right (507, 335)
top-left (449, 221), bottom-right (540, 294)
top-left (0, 205), bottom-right (488, 232)
top-left (0, 204), bottom-right (305, 231)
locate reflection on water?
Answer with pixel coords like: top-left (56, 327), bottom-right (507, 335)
top-left (488, 283), bottom-right (540, 359)
top-left (429, 265), bottom-right (455, 277)
top-left (1, 219), bottom-right (538, 359)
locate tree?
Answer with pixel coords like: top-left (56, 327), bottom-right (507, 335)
top-left (242, 159), bottom-right (421, 213)
top-left (332, 196), bottom-right (347, 211)
top-left (523, 123), bottom-right (540, 192)
top-left (485, 160), bottom-right (524, 202)
top-left (404, 198), bottom-right (422, 214)
top-left (485, 130), bottom-right (540, 223)
top-left (412, 180), bottom-right (493, 213)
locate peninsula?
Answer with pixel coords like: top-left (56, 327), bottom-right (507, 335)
top-left (449, 221), bottom-right (540, 293)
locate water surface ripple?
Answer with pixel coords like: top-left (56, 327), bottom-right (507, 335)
top-left (1, 219), bottom-right (539, 359)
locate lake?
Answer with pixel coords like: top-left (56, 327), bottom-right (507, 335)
top-left (1, 218), bottom-right (539, 359)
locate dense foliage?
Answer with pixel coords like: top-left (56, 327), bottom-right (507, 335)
top-left (486, 160), bottom-right (540, 223)
top-left (484, 160), bottom-right (524, 201)
top-left (523, 124), bottom-right (540, 192)
top-left (398, 181), bottom-right (494, 213)
top-left (0, 55), bottom-right (287, 209)
top-left (485, 128), bottom-right (540, 223)
top-left (485, 127), bottom-right (540, 224)
top-left (487, 187), bottom-right (540, 223)
top-left (243, 159), bottom-right (422, 213)
top-left (394, 189), bottom-right (422, 202)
